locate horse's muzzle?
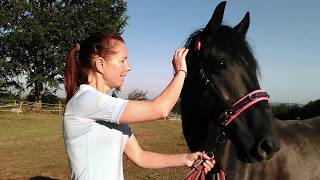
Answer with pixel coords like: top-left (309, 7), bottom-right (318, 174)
top-left (257, 137), bottom-right (280, 160)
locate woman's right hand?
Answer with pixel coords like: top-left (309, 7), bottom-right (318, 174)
top-left (172, 48), bottom-right (189, 75)
top-left (185, 152), bottom-right (215, 174)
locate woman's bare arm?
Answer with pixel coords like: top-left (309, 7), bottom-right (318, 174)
top-left (119, 48), bottom-right (188, 123)
top-left (124, 135), bottom-right (214, 170)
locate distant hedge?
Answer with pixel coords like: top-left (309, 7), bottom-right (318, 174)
top-left (272, 99), bottom-right (320, 120)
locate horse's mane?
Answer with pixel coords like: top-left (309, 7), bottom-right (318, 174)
top-left (184, 26), bottom-right (261, 77)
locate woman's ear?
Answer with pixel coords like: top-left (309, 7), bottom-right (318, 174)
top-left (95, 57), bottom-right (105, 73)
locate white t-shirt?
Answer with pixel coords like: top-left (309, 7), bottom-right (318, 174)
top-left (63, 84), bottom-right (132, 180)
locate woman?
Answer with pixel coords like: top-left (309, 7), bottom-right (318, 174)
top-left (64, 32), bottom-right (214, 180)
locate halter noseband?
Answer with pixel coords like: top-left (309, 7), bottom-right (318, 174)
top-left (194, 38), bottom-right (270, 127)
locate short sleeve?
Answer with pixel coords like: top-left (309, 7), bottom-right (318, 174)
top-left (72, 91), bottom-right (128, 124)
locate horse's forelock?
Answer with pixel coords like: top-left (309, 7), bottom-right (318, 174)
top-left (184, 29), bottom-right (203, 50)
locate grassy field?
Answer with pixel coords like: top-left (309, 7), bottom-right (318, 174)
top-left (0, 112), bottom-right (191, 179)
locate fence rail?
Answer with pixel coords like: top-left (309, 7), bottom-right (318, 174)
top-left (0, 99), bottom-right (183, 118)
top-left (0, 99), bottom-right (64, 114)
top-left (165, 113), bottom-right (181, 121)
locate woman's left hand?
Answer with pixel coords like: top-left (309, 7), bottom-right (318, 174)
top-left (185, 151), bottom-right (215, 174)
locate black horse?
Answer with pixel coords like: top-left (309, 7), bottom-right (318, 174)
top-left (181, 1), bottom-right (280, 162)
top-left (181, 1), bottom-right (320, 180)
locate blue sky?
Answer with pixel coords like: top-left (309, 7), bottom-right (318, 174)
top-left (116, 0), bottom-right (320, 104)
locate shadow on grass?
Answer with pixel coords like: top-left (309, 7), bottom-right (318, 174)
top-left (30, 176), bottom-right (59, 180)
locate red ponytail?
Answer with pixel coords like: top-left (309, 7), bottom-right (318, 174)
top-left (64, 47), bottom-right (78, 104)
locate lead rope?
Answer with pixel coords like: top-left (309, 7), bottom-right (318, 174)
top-left (184, 153), bottom-right (225, 180)
top-left (184, 158), bottom-right (207, 180)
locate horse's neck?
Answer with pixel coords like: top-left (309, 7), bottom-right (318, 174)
top-left (217, 118), bottom-right (320, 180)
top-left (181, 77), bottom-right (223, 152)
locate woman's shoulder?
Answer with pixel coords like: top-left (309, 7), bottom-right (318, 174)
top-left (75, 85), bottom-right (108, 100)
top-left (73, 85), bottom-right (127, 109)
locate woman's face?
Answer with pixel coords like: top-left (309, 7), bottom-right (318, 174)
top-left (102, 42), bottom-right (130, 89)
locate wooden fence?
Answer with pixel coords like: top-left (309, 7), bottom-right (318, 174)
top-left (165, 113), bottom-right (181, 121)
top-left (0, 99), bottom-right (183, 118)
top-left (0, 99), bottom-right (64, 115)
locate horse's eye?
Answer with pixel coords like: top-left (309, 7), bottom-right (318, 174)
top-left (209, 58), bottom-right (227, 73)
top-left (216, 59), bottom-right (226, 69)
top-left (219, 61), bottom-right (225, 67)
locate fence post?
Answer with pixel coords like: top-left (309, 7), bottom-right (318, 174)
top-left (33, 102), bottom-right (36, 112)
top-left (58, 102), bottom-right (61, 115)
top-left (19, 102), bottom-right (23, 113)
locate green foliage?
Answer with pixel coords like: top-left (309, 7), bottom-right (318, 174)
top-left (127, 88), bottom-right (148, 101)
top-left (112, 88), bottom-right (121, 97)
top-left (0, 92), bottom-right (20, 100)
top-left (272, 103), bottom-right (301, 120)
top-left (25, 91), bottom-right (64, 104)
top-left (271, 103), bottom-right (300, 116)
top-left (0, 0), bottom-right (128, 102)
top-left (272, 99), bottom-right (320, 120)
top-left (0, 57), bottom-right (23, 96)
top-left (300, 99), bottom-right (320, 119)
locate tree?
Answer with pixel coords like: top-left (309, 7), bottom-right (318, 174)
top-left (127, 89), bottom-right (148, 101)
top-left (25, 91), bottom-right (63, 104)
top-left (0, 0), bottom-right (128, 102)
top-left (111, 88), bottom-right (121, 98)
top-left (300, 99), bottom-right (320, 119)
top-left (0, 57), bottom-right (23, 99)
top-left (272, 103), bottom-right (301, 120)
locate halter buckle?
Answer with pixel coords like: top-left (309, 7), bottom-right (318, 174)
top-left (224, 109), bottom-right (233, 118)
top-left (215, 128), bottom-right (226, 144)
top-left (248, 94), bottom-right (256, 100)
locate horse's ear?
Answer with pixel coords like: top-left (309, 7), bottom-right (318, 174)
top-left (203, 1), bottom-right (226, 33)
top-left (233, 12), bottom-right (250, 36)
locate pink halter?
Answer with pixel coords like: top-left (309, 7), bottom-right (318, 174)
top-left (219, 89), bottom-right (270, 126)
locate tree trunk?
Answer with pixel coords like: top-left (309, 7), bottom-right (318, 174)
top-left (34, 81), bottom-right (43, 103)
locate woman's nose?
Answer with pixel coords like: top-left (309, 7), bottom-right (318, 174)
top-left (127, 64), bottom-right (132, 72)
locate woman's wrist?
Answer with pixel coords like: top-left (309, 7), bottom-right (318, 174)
top-left (183, 153), bottom-right (192, 167)
top-left (175, 69), bottom-right (187, 77)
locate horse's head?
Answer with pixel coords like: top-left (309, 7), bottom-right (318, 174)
top-left (181, 1), bottom-right (280, 163)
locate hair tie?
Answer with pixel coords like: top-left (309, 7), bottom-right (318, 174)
top-left (92, 43), bottom-right (97, 53)
top-left (75, 43), bottom-right (80, 52)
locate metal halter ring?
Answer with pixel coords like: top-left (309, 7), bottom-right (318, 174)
top-left (248, 94), bottom-right (256, 100)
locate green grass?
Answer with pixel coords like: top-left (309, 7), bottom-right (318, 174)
top-left (0, 112), bottom-right (191, 179)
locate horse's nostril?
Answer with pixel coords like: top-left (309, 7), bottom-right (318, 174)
top-left (257, 138), bottom-right (274, 160)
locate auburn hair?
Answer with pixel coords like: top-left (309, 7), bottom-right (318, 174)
top-left (64, 32), bottom-right (124, 103)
